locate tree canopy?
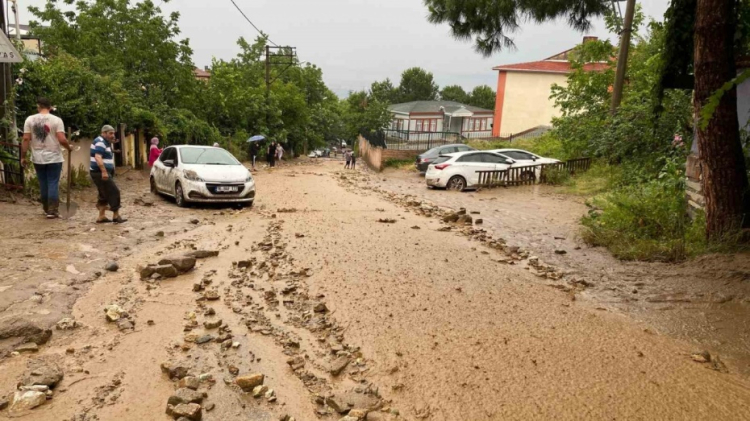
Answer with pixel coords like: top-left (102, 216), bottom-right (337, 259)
top-left (397, 67), bottom-right (439, 102)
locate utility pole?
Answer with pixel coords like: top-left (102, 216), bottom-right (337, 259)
top-left (264, 45), bottom-right (297, 142)
top-left (0, 0), bottom-right (10, 145)
top-left (610, 0), bottom-right (636, 114)
top-left (10, 0), bottom-right (21, 41)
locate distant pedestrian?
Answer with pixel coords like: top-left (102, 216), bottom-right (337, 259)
top-left (90, 125), bottom-right (127, 224)
top-left (249, 141), bottom-right (260, 171)
top-left (213, 142), bottom-right (220, 148)
top-left (344, 149), bottom-right (351, 169)
top-left (267, 142), bottom-right (276, 167)
top-left (350, 149), bottom-right (356, 169)
top-left (276, 143), bottom-right (284, 162)
top-left (21, 97), bottom-right (72, 219)
top-left (148, 137), bottom-right (162, 167)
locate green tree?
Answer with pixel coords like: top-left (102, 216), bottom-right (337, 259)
top-left (397, 67), bottom-right (439, 102)
top-left (468, 85), bottom-right (496, 110)
top-left (369, 79), bottom-right (399, 104)
top-left (440, 85), bottom-right (468, 103)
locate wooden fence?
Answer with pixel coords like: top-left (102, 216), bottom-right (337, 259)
top-left (476, 158), bottom-right (592, 188)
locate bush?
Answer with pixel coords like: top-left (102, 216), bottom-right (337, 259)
top-left (383, 158), bottom-right (415, 170)
top-left (541, 166), bottom-right (570, 185)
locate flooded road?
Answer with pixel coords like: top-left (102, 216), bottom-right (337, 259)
top-left (0, 160), bottom-right (749, 420)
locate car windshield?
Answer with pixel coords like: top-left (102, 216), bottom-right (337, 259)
top-left (179, 148), bottom-right (240, 165)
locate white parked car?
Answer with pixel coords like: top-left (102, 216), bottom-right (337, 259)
top-left (150, 145), bottom-right (256, 207)
top-left (308, 149), bottom-right (323, 158)
top-left (425, 151), bottom-right (515, 191)
top-left (487, 148), bottom-right (561, 165)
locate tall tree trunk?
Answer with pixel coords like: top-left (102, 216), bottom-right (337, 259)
top-left (694, 0), bottom-right (750, 238)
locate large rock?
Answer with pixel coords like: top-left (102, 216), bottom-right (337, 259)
top-left (167, 388), bottom-right (204, 406)
top-left (178, 376), bottom-right (200, 390)
top-left (0, 317), bottom-right (51, 344)
top-left (15, 343), bottom-right (39, 353)
top-left (22, 361), bottom-right (64, 388)
top-left (442, 213), bottom-right (459, 223)
top-left (159, 256), bottom-right (197, 273)
top-left (166, 403), bottom-right (202, 420)
top-left (235, 373), bottom-right (264, 391)
top-left (327, 391), bottom-right (380, 414)
top-left (9, 390), bottom-right (46, 413)
top-left (56, 318), bottom-right (78, 330)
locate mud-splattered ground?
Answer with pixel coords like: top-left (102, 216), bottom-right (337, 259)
top-left (1, 160), bottom-right (749, 421)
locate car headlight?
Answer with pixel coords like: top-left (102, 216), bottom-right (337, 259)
top-left (184, 170), bottom-right (205, 182)
top-left (245, 173), bottom-right (254, 182)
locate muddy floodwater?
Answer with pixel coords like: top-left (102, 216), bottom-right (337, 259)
top-left (0, 159), bottom-right (749, 421)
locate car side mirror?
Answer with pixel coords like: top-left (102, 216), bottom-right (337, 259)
top-left (507, 159), bottom-right (516, 165)
top-left (164, 159), bottom-right (175, 168)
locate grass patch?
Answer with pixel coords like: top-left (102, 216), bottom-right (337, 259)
top-left (383, 158), bottom-right (416, 170)
top-left (561, 161), bottom-right (623, 196)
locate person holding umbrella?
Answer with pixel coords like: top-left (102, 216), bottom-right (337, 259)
top-left (247, 135), bottom-right (265, 171)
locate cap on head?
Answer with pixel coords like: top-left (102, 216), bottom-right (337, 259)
top-left (36, 97), bottom-right (52, 110)
top-left (101, 125), bottom-right (115, 133)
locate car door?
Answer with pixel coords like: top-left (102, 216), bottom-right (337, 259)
top-left (455, 153), bottom-right (492, 186)
top-left (156, 147), bottom-right (175, 191)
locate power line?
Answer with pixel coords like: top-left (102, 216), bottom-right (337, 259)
top-left (228, 0), bottom-right (278, 46)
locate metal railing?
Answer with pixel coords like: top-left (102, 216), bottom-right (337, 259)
top-left (362, 129), bottom-right (465, 151)
top-left (476, 158), bottom-right (592, 188)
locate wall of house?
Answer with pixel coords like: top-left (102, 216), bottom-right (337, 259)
top-left (495, 71), bottom-right (568, 136)
top-left (358, 135), bottom-right (383, 171)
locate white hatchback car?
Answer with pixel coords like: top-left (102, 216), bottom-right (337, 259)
top-left (150, 145), bottom-right (256, 207)
top-left (425, 151), bottom-right (514, 191)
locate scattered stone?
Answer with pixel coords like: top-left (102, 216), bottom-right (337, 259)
top-left (204, 403), bottom-right (215, 412)
top-left (167, 388), bottom-right (204, 406)
top-left (148, 320), bottom-right (155, 326)
top-left (349, 409), bottom-right (367, 419)
top-left (203, 319), bottom-right (222, 330)
top-left (0, 318), bottom-right (51, 344)
top-left (22, 362), bottom-right (63, 388)
top-left (105, 261), bottom-right (119, 272)
top-left (9, 390), bottom-right (46, 413)
top-left (166, 403), bottom-right (202, 421)
top-left (186, 250), bottom-right (220, 259)
top-left (15, 342), bottom-right (39, 353)
top-left (330, 356), bottom-right (350, 376)
top-left (0, 397), bottom-right (8, 410)
top-left (237, 260), bottom-right (253, 269)
top-left (377, 218), bottom-right (396, 224)
top-left (692, 351), bottom-right (712, 363)
top-left (457, 214), bottom-right (473, 225)
top-left (56, 318), bottom-right (77, 330)
top-left (117, 319), bottom-right (134, 331)
top-left (265, 389), bottom-right (277, 402)
top-left (475, 219), bottom-right (483, 225)
top-left (159, 256), bottom-right (197, 273)
top-left (104, 304), bottom-right (124, 322)
top-left (253, 385), bottom-right (268, 398)
top-left (155, 231), bottom-right (165, 238)
top-left (442, 213), bottom-right (459, 223)
top-left (203, 290), bottom-right (220, 301)
top-left (411, 226), bottom-right (421, 230)
top-left (554, 249), bottom-right (567, 255)
top-left (314, 303), bottom-right (329, 313)
top-left (178, 376), bottom-right (200, 390)
top-left (161, 362), bottom-right (191, 380)
top-left (195, 335), bottom-right (214, 345)
top-left (235, 373), bottom-right (264, 391)
top-left (190, 219), bottom-right (200, 225)
top-left (155, 264), bottom-right (180, 278)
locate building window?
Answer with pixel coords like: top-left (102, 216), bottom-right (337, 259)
top-left (415, 119), bottom-right (438, 132)
top-left (462, 117), bottom-right (492, 132)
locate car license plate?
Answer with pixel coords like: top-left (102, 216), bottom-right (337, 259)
top-left (217, 186), bottom-right (239, 193)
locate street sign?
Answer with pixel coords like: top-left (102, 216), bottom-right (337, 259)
top-left (0, 32), bottom-right (22, 63)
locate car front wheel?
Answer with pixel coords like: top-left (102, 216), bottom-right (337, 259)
top-left (447, 176), bottom-right (467, 192)
top-left (150, 177), bottom-right (158, 194)
top-left (175, 182), bottom-right (187, 207)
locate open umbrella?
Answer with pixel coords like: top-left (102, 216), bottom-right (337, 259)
top-left (247, 135), bottom-right (265, 142)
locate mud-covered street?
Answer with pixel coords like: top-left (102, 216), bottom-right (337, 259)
top-left (1, 160), bottom-right (750, 421)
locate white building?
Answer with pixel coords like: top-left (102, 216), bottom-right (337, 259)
top-left (388, 100), bottom-right (494, 140)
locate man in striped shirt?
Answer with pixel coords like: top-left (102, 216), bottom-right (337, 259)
top-left (90, 125), bottom-right (126, 224)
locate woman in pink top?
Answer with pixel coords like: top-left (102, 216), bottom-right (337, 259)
top-left (148, 137), bottom-right (162, 167)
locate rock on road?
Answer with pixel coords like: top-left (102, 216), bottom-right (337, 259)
top-left (0, 161), bottom-right (748, 421)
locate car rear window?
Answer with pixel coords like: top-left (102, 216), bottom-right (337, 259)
top-left (432, 156), bottom-right (451, 165)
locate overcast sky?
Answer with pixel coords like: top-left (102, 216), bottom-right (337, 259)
top-left (18, 0), bottom-right (671, 98)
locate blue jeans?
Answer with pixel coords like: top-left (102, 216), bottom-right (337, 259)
top-left (34, 162), bottom-right (63, 215)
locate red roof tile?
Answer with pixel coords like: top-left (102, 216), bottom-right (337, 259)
top-left (193, 68), bottom-right (211, 78)
top-left (492, 60), bottom-right (609, 74)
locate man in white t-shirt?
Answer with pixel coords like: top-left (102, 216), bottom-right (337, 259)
top-left (21, 97), bottom-right (72, 218)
